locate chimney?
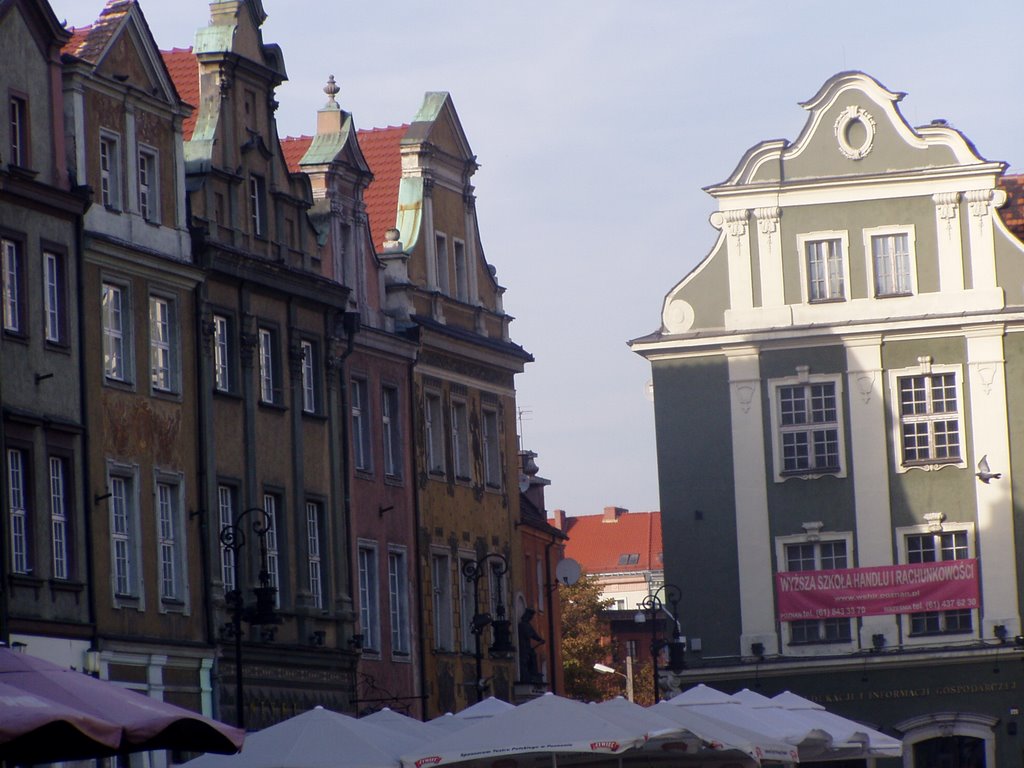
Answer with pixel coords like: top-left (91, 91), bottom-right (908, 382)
top-left (552, 509), bottom-right (566, 532)
top-left (603, 506), bottom-right (627, 523)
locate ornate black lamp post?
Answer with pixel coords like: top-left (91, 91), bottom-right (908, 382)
top-left (462, 553), bottom-right (515, 702)
top-left (635, 583), bottom-right (686, 703)
top-left (219, 506), bottom-right (280, 729)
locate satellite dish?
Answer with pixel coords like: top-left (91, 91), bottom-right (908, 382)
top-left (518, 473), bottom-right (530, 493)
top-left (555, 558), bottom-right (581, 587)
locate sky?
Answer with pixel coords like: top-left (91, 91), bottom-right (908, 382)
top-left (50, 0), bottom-right (1024, 518)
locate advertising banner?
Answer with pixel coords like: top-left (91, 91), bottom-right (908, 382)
top-left (775, 559), bottom-right (979, 621)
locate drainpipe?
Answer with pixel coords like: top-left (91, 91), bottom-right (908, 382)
top-left (336, 311), bottom-right (359, 667)
top-left (408, 349), bottom-right (429, 719)
top-left (544, 539), bottom-right (557, 694)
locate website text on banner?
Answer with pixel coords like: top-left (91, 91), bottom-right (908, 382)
top-left (775, 559), bottom-right (979, 621)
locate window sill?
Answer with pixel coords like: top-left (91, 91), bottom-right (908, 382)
top-left (807, 297), bottom-right (847, 305)
top-left (43, 340), bottom-right (71, 354)
top-left (9, 573), bottom-right (44, 590)
top-left (428, 470), bottom-right (447, 481)
top-left (354, 468), bottom-right (375, 480)
top-left (213, 388), bottom-right (243, 401)
top-left (114, 594), bottom-right (143, 611)
top-left (49, 579), bottom-right (85, 595)
top-left (780, 467), bottom-right (841, 480)
top-left (875, 291), bottom-right (913, 299)
top-left (301, 409), bottom-right (328, 422)
top-left (103, 376), bottom-right (136, 391)
top-left (257, 400), bottom-right (287, 412)
top-left (908, 629), bottom-right (973, 638)
top-left (787, 639), bottom-right (852, 646)
top-left (151, 388), bottom-right (183, 403)
top-left (3, 330), bottom-right (28, 344)
top-left (383, 474), bottom-right (405, 487)
top-left (8, 164), bottom-right (38, 180)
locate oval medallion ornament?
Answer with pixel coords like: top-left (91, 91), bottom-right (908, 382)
top-left (834, 105), bottom-right (876, 160)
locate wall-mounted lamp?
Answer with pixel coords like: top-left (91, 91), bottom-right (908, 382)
top-left (750, 642), bottom-right (765, 659)
top-left (872, 633), bottom-right (887, 652)
top-left (995, 625), bottom-right (1008, 644)
top-left (309, 631), bottom-right (326, 647)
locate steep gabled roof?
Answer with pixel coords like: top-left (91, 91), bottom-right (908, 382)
top-left (160, 47), bottom-right (198, 139)
top-left (998, 174), bottom-right (1024, 242)
top-left (553, 509), bottom-right (662, 576)
top-left (357, 125), bottom-right (408, 252)
top-left (280, 135), bottom-right (313, 175)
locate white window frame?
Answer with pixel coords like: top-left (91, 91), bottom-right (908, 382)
top-left (99, 132), bottom-right (121, 210)
top-left (258, 327), bottom-right (277, 404)
top-left (895, 522), bottom-right (977, 646)
top-left (774, 528), bottom-right (856, 656)
top-left (3, 238), bottom-right (22, 334)
top-left (432, 550), bottom-right (453, 651)
top-left (768, 371), bottom-right (847, 481)
top-left (425, 390), bottom-right (446, 476)
top-left (149, 294), bottom-right (178, 393)
top-left (451, 398), bottom-right (471, 481)
top-left (213, 314), bottom-right (231, 392)
top-left (262, 492), bottom-right (281, 608)
top-left (49, 456), bottom-right (68, 580)
top-left (863, 225), bottom-right (917, 298)
top-left (888, 363), bottom-right (966, 473)
top-left (102, 281), bottom-right (132, 384)
top-left (306, 501), bottom-right (323, 610)
top-left (797, 231), bottom-right (850, 304)
top-left (43, 251), bottom-right (63, 343)
top-left (388, 545), bottom-right (410, 657)
top-left (358, 540), bottom-right (380, 654)
top-left (108, 463), bottom-right (142, 606)
top-left (155, 475), bottom-right (186, 607)
top-left (351, 376), bottom-right (372, 472)
top-left (137, 145), bottom-right (159, 222)
top-left (482, 406), bottom-right (502, 489)
top-left (301, 340), bottom-right (317, 414)
top-left (382, 384), bottom-right (402, 480)
top-left (7, 448), bottom-right (29, 575)
top-left (217, 484), bottom-right (236, 593)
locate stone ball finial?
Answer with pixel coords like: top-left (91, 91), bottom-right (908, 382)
top-left (324, 74), bottom-right (340, 105)
top-left (383, 228), bottom-right (403, 251)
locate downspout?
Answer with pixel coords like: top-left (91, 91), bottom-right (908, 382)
top-left (408, 349), bottom-right (429, 719)
top-left (544, 539), bottom-right (557, 695)
top-left (336, 311), bottom-right (359, 666)
top-left (193, 276), bottom-right (216, 652)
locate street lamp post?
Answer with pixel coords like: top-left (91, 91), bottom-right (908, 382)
top-left (593, 659), bottom-right (634, 702)
top-left (219, 506), bottom-right (280, 729)
top-left (635, 583), bottom-right (685, 703)
top-left (462, 553), bottom-right (515, 702)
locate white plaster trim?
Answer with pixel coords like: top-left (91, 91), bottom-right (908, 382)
top-left (795, 230), bottom-right (851, 306)
top-left (833, 105), bottom-right (876, 160)
top-left (933, 192), bottom-right (964, 293)
top-left (861, 224), bottom-right (918, 298)
top-left (755, 207), bottom-right (784, 307)
top-left (712, 209), bottom-right (752, 312)
top-left (886, 363), bottom-right (967, 474)
top-left (661, 230), bottom-right (727, 333)
top-left (965, 189), bottom-right (999, 290)
top-left (766, 371), bottom-right (847, 482)
top-left (896, 712), bottom-right (996, 768)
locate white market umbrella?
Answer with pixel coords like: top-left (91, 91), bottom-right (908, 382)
top-left (653, 698), bottom-right (799, 764)
top-left (183, 706), bottom-right (403, 768)
top-left (363, 708), bottom-right (443, 743)
top-left (453, 697), bottom-right (516, 720)
top-left (771, 691), bottom-right (902, 759)
top-left (401, 694), bottom-right (645, 768)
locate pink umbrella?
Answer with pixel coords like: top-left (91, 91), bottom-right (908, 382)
top-left (0, 648), bottom-right (243, 758)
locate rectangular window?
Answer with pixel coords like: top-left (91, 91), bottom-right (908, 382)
top-left (382, 385), bottom-right (402, 479)
top-left (358, 543), bottom-right (380, 652)
top-left (249, 175), bottom-right (266, 237)
top-left (258, 327), bottom-right (278, 404)
top-left (454, 240), bottom-right (468, 301)
top-left (99, 134), bottom-right (120, 210)
top-left (459, 556), bottom-right (475, 651)
top-left (213, 314), bottom-right (231, 392)
top-left (426, 391), bottom-right (445, 475)
top-left (898, 372), bottom-right (961, 464)
top-left (906, 530), bottom-right (973, 635)
top-left (432, 552), bottom-right (453, 650)
top-left (110, 474), bottom-right (136, 596)
top-left (156, 481), bottom-right (181, 601)
top-left (351, 377), bottom-right (372, 471)
top-left (102, 283), bottom-right (129, 382)
top-left (778, 382), bottom-right (840, 473)
top-left (217, 485), bottom-right (236, 593)
top-left (7, 449), bottom-right (29, 575)
top-left (306, 502), bottom-right (323, 610)
top-left (43, 252), bottom-right (64, 343)
top-left (9, 96), bottom-right (28, 167)
top-left (301, 340), bottom-right (317, 414)
top-left (872, 232), bottom-right (912, 296)
top-left (388, 548), bottom-right (410, 655)
top-left (3, 238), bottom-right (23, 334)
top-left (482, 407), bottom-right (501, 488)
top-left (805, 238), bottom-right (844, 302)
top-left (451, 399), bottom-right (470, 481)
top-left (434, 233), bottom-right (449, 293)
top-left (262, 493), bottom-right (281, 608)
top-left (149, 296), bottom-right (177, 393)
top-left (49, 457), bottom-right (68, 580)
top-left (784, 540), bottom-right (850, 644)
top-left (138, 148), bottom-right (158, 221)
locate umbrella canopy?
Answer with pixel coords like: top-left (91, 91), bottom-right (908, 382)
top-left (401, 694), bottom-right (646, 768)
top-left (0, 648), bottom-right (242, 760)
top-left (184, 707), bottom-right (409, 768)
top-left (653, 699), bottom-right (799, 764)
top-left (771, 691), bottom-right (902, 758)
top-left (362, 708), bottom-right (443, 745)
top-left (452, 697), bottom-right (516, 721)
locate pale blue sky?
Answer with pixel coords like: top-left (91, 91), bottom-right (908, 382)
top-left (51, 0), bottom-right (1024, 517)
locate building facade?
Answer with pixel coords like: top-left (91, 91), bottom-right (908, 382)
top-left (632, 71), bottom-right (1024, 766)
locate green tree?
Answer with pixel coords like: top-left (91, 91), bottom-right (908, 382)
top-left (559, 574), bottom-right (617, 701)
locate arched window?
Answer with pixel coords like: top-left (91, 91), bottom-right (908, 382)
top-left (895, 712), bottom-right (997, 768)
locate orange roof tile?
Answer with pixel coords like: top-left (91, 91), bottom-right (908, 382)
top-left (357, 125), bottom-right (408, 252)
top-left (61, 0), bottom-right (133, 63)
top-left (999, 174), bottom-right (1024, 242)
top-left (280, 135), bottom-right (313, 175)
top-left (63, 25), bottom-right (94, 58)
top-left (552, 509), bottom-right (663, 576)
top-left (160, 48), bottom-right (199, 139)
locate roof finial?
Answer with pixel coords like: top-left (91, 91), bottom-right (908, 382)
top-left (324, 74), bottom-right (340, 107)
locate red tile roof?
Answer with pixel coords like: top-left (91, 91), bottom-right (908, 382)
top-left (280, 135), bottom-right (313, 175)
top-left (550, 508), bottom-right (662, 576)
top-left (63, 25), bottom-right (94, 58)
top-left (999, 174), bottom-right (1024, 242)
top-left (61, 0), bottom-right (134, 63)
top-left (160, 48), bottom-right (199, 139)
top-left (357, 125), bottom-right (408, 252)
